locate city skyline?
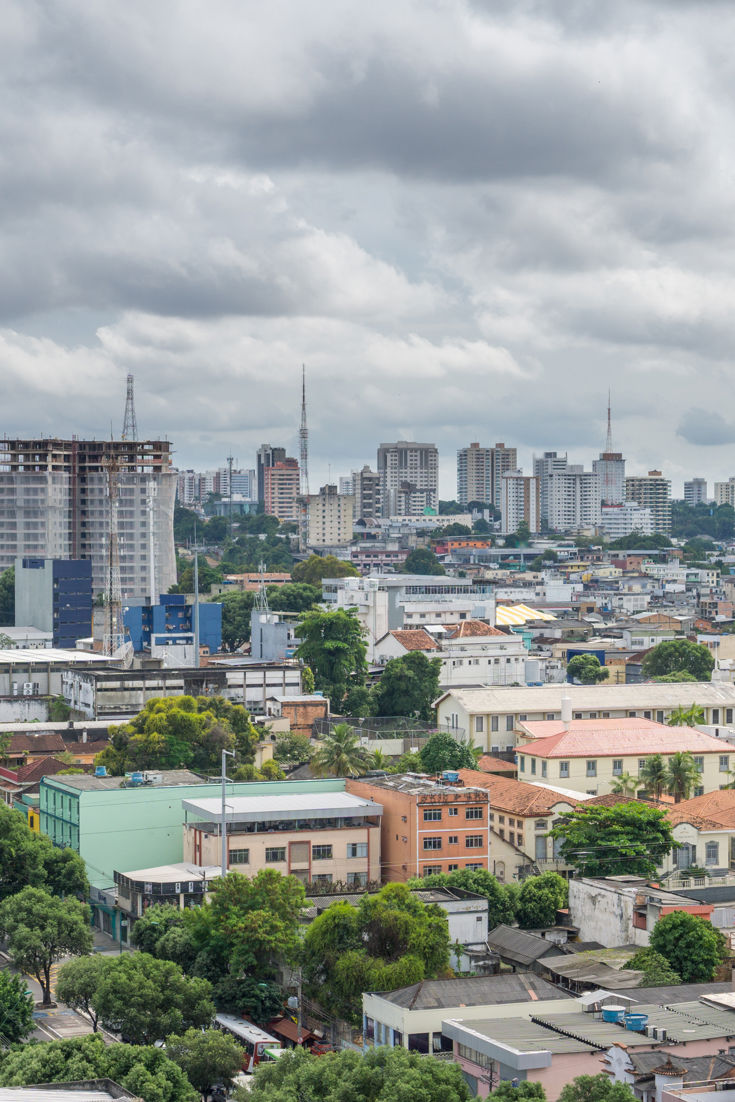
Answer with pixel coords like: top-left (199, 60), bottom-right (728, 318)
top-left (3, 3), bottom-right (735, 497)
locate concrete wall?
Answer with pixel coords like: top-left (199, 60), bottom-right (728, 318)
top-left (568, 878), bottom-right (643, 947)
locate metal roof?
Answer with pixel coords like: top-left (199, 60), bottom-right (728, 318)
top-left (487, 925), bottom-right (559, 966)
top-left (435, 682), bottom-right (735, 712)
top-left (539, 953), bottom-right (643, 989)
top-left (182, 791), bottom-right (382, 823)
top-left (0, 648), bottom-right (113, 663)
top-left (377, 972), bottom-right (570, 1009)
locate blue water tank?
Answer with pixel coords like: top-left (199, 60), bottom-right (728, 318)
top-left (130, 771), bottom-right (144, 786)
top-left (94, 766), bottom-right (107, 778)
top-left (624, 1013), bottom-right (648, 1032)
top-left (601, 1007), bottom-right (625, 1023)
top-left (442, 770), bottom-right (459, 783)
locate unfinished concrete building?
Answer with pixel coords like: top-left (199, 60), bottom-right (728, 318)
top-left (0, 439), bottom-right (176, 599)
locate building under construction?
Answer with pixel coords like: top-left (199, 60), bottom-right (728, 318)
top-left (0, 438), bottom-right (176, 599)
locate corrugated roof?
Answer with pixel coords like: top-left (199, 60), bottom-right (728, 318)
top-left (435, 682), bottom-right (735, 712)
top-left (9, 733), bottom-right (67, 754)
top-left (519, 718), bottom-right (728, 759)
top-left (378, 972), bottom-right (570, 1009)
top-left (496, 604), bottom-right (557, 626)
top-left (486, 925), bottom-right (558, 966)
top-left (538, 954), bottom-right (643, 989)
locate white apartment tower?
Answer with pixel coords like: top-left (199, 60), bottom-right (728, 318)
top-left (0, 438), bottom-right (176, 599)
top-left (599, 502), bottom-right (654, 539)
top-left (457, 442), bottom-right (517, 507)
top-left (684, 478), bottom-right (708, 506)
top-left (625, 471), bottom-right (672, 534)
top-left (547, 467), bottom-right (602, 532)
top-left (532, 452), bottom-right (569, 523)
top-left (500, 471), bottom-right (540, 535)
top-left (304, 484), bottom-right (355, 548)
top-left (377, 441), bottom-right (438, 517)
top-left (714, 479), bottom-right (735, 507)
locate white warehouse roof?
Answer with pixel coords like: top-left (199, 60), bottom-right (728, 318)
top-left (182, 791), bottom-right (383, 824)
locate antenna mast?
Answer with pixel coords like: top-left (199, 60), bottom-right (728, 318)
top-left (299, 365), bottom-right (309, 497)
top-left (121, 374), bottom-right (138, 441)
top-left (605, 389), bottom-right (613, 455)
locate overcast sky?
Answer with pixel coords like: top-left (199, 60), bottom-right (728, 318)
top-left (4, 0), bottom-right (735, 497)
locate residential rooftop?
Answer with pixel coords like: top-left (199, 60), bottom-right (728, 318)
top-left (434, 682), bottom-right (735, 711)
top-left (518, 718), bottom-right (729, 759)
top-left (374, 972), bottom-right (569, 1009)
top-left (351, 773), bottom-right (490, 799)
top-left (457, 770), bottom-right (586, 816)
top-left (182, 791), bottom-right (382, 823)
top-left (44, 769), bottom-right (206, 791)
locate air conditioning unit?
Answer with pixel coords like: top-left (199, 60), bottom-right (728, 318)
top-left (11, 682), bottom-right (18, 696)
top-left (22, 682), bottom-right (33, 696)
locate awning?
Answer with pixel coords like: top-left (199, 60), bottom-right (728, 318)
top-left (267, 1017), bottom-right (316, 1044)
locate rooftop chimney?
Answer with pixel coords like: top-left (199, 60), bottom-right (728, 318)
top-left (561, 695), bottom-right (572, 729)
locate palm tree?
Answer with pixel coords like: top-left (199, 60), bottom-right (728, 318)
top-left (666, 751), bottom-right (699, 803)
top-left (668, 704), bottom-right (705, 728)
top-left (639, 754), bottom-right (668, 799)
top-left (311, 723), bottom-right (370, 778)
top-left (370, 748), bottom-right (389, 770)
top-left (610, 771), bottom-right (638, 797)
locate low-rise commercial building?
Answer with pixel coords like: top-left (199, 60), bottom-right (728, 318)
top-left (182, 790), bottom-right (382, 886)
top-left (346, 773), bottom-right (490, 881)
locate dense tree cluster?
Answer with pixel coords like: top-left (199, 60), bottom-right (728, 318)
top-left (549, 803), bottom-right (676, 878)
top-left (642, 639), bottom-right (714, 682)
top-left (649, 910), bottom-right (727, 983)
top-left (0, 804), bottom-right (88, 902)
top-left (301, 883), bottom-right (451, 1023)
top-left (94, 695), bottom-right (259, 775)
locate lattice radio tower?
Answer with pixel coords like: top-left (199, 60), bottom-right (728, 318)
top-left (121, 374), bottom-right (138, 441)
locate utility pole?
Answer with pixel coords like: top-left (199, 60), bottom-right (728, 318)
top-left (220, 748), bottom-right (235, 877)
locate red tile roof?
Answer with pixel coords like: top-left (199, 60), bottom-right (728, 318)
top-left (387, 629), bottom-right (440, 652)
top-left (477, 754), bottom-right (517, 774)
top-left (518, 718), bottom-right (729, 759)
top-left (665, 789), bottom-right (735, 829)
top-left (457, 769), bottom-right (580, 816)
top-left (9, 733), bottom-right (67, 756)
top-left (444, 620), bottom-right (507, 638)
top-left (16, 756), bottom-right (71, 784)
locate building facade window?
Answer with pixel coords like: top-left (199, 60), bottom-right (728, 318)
top-left (586, 760), bottom-right (597, 777)
top-left (706, 841), bottom-right (720, 866)
top-left (491, 716), bottom-right (499, 732)
top-left (506, 716), bottom-right (514, 731)
top-left (612, 759), bottom-right (623, 775)
top-left (312, 845), bottom-right (333, 860)
top-left (229, 849), bottom-right (249, 864)
top-left (347, 842), bottom-right (368, 858)
top-left (423, 809), bottom-right (442, 821)
top-left (448, 807), bottom-right (458, 816)
top-left (312, 873), bottom-right (333, 884)
top-left (559, 761), bottom-right (569, 778)
top-left (475, 716), bottom-right (484, 733)
top-left (465, 835), bottom-right (484, 849)
top-left (449, 835), bottom-right (458, 844)
top-left (465, 807), bottom-right (483, 820)
top-left (694, 756), bottom-right (704, 773)
top-left (423, 865), bottom-right (443, 876)
top-left (520, 757), bottom-right (525, 772)
top-left (423, 837), bottom-right (442, 850)
top-left (265, 847), bottom-right (286, 863)
top-left (347, 872), bottom-right (368, 887)
top-left (720, 755), bottom-right (730, 772)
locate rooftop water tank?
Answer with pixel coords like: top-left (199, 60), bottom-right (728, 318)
top-left (601, 1006), bottom-right (626, 1023)
top-left (442, 771), bottom-right (459, 783)
top-left (624, 1013), bottom-right (648, 1032)
top-left (94, 766), bottom-right (107, 778)
top-left (130, 771), bottom-right (144, 786)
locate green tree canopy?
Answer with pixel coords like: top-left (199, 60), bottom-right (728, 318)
top-left (0, 886), bottom-right (92, 1006)
top-left (266, 582), bottom-right (322, 613)
top-left (419, 732), bottom-right (476, 773)
top-left (245, 1045), bottom-right (473, 1102)
top-left (301, 883), bottom-right (450, 1024)
top-left (296, 608), bottom-right (367, 708)
top-left (400, 547), bottom-right (445, 575)
top-left (668, 703), bottom-right (706, 726)
top-left (55, 954), bottom-right (109, 1032)
top-left (623, 947), bottom-right (681, 986)
top-left (493, 1083), bottom-right (547, 1100)
top-left (639, 753), bottom-right (668, 799)
top-left (642, 639), bottom-right (714, 681)
top-left (558, 1074), bottom-right (636, 1102)
top-left (666, 750), bottom-right (699, 803)
top-left (567, 654), bottom-right (609, 684)
top-left (549, 803), bottom-right (676, 878)
top-left (94, 694), bottom-right (258, 775)
top-left (0, 804), bottom-right (88, 902)
top-left (407, 868), bottom-right (517, 928)
top-left (372, 652), bottom-right (441, 722)
top-left (166, 1028), bottom-right (244, 1098)
top-left (649, 910), bottom-right (727, 983)
top-left (216, 590), bottom-right (255, 650)
top-left (292, 555), bottom-right (358, 585)
top-left (654, 671), bottom-right (699, 682)
top-left (0, 1034), bottom-right (197, 1102)
top-left (92, 953), bottom-right (215, 1044)
top-left (272, 732), bottom-right (314, 764)
top-left (0, 970), bottom-right (34, 1043)
top-left (516, 871), bottom-right (568, 929)
top-left (311, 723), bottom-right (370, 778)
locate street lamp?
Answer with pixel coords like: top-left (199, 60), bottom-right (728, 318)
top-left (221, 748), bottom-right (236, 877)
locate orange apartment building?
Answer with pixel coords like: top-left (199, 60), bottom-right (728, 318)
top-left (346, 773), bottom-right (490, 882)
top-left (264, 459), bottom-right (300, 523)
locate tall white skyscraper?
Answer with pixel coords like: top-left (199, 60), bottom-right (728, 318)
top-left (377, 441), bottom-right (438, 517)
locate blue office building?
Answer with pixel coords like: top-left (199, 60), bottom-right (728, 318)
top-left (124, 594), bottom-right (222, 655)
top-left (15, 557), bottom-right (93, 648)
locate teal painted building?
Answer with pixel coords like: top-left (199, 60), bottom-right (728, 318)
top-left (40, 771), bottom-right (346, 938)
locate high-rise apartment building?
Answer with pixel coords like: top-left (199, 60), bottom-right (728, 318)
top-left (500, 471), bottom-right (540, 535)
top-left (592, 451), bottom-right (625, 504)
top-left (457, 443), bottom-right (492, 507)
top-left (256, 445), bottom-right (287, 506)
top-left (352, 465), bottom-right (382, 521)
top-left (684, 478), bottom-right (708, 507)
top-left (263, 458), bottom-right (300, 522)
top-left (532, 452), bottom-right (568, 523)
top-left (491, 443), bottom-right (518, 507)
top-left (714, 479), bottom-right (735, 507)
top-left (625, 470), bottom-right (672, 534)
top-left (0, 439), bottom-right (176, 598)
top-left (599, 502), bottom-right (653, 540)
top-left (304, 484), bottom-right (355, 548)
top-left (547, 467), bottom-right (601, 532)
top-left (377, 442), bottom-right (438, 517)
